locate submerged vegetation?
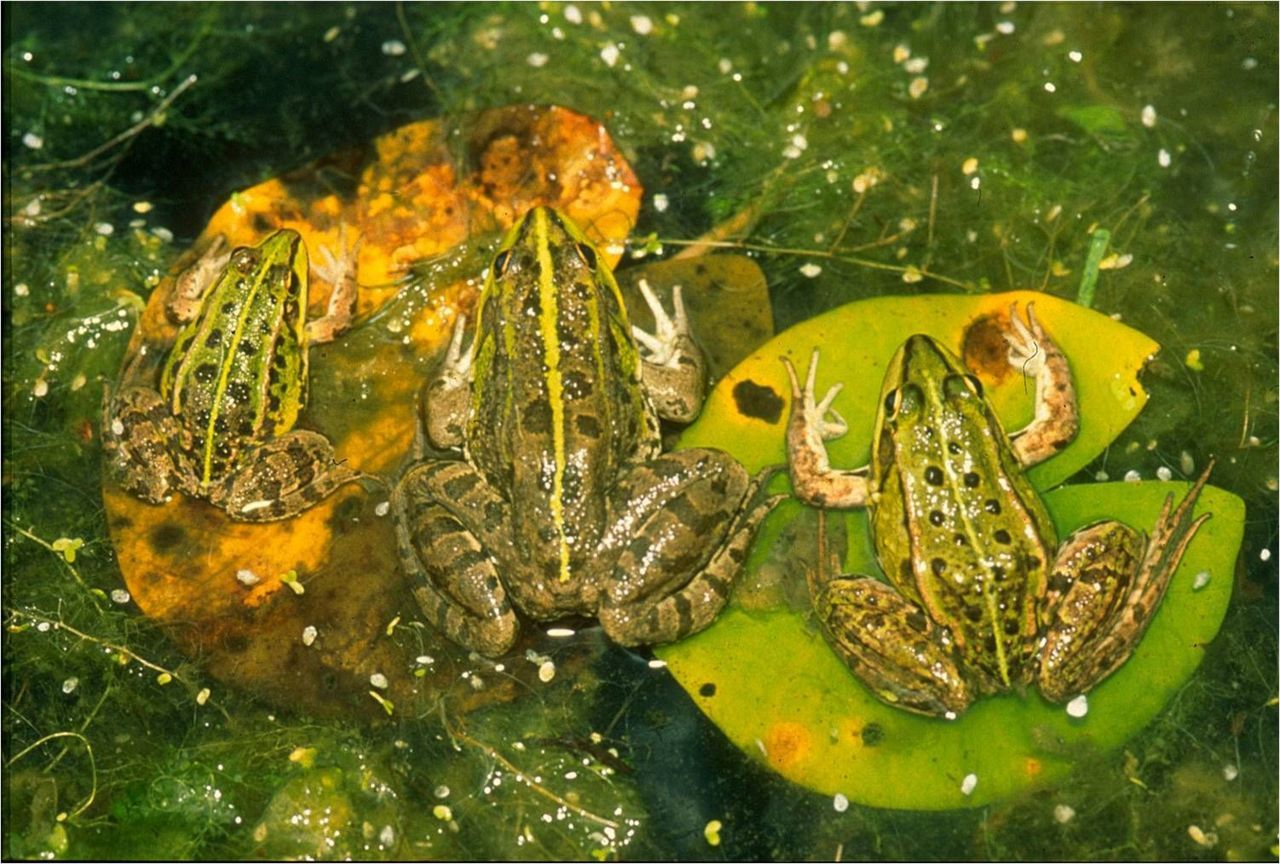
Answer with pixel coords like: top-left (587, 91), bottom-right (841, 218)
top-left (4, 3), bottom-right (1276, 859)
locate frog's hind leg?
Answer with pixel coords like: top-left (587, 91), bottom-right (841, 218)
top-left (213, 430), bottom-right (359, 522)
top-left (599, 450), bottom-right (782, 647)
top-left (103, 386), bottom-right (186, 504)
top-left (817, 576), bottom-right (972, 717)
top-left (392, 460), bottom-right (518, 657)
top-left (1038, 464), bottom-right (1213, 702)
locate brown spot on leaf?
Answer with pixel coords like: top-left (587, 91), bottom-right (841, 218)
top-left (962, 313), bottom-right (1010, 381)
top-left (733, 379), bottom-right (784, 424)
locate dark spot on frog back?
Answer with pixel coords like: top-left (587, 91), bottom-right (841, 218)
top-left (732, 379), bottom-right (784, 424)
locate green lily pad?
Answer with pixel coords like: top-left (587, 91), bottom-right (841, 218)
top-left (661, 292), bottom-right (1245, 809)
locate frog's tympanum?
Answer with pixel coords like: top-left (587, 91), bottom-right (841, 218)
top-left (393, 207), bottom-right (780, 656)
top-left (784, 304), bottom-right (1212, 717)
top-left (105, 229), bottom-right (360, 522)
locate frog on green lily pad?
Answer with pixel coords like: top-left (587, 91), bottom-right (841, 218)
top-left (662, 291), bottom-right (1243, 809)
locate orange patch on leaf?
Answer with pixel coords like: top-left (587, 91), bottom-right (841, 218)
top-left (764, 722), bottom-right (813, 771)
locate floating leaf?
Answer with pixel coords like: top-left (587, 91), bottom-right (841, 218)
top-left (663, 292), bottom-right (1244, 808)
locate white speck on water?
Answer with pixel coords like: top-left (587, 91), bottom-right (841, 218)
top-left (1068, 50), bottom-right (1083, 63)
top-left (33, 379), bottom-right (49, 398)
top-left (110, 418), bottom-right (125, 436)
top-left (22, 132), bottom-right (43, 150)
top-left (1066, 694), bottom-right (1089, 718)
top-left (370, 672), bottom-right (389, 689)
top-left (1158, 148), bottom-right (1172, 168)
top-left (652, 193), bottom-right (669, 212)
top-left (196, 687), bottom-right (211, 705)
top-left (301, 626), bottom-right (318, 646)
top-left (1222, 764), bottom-right (1239, 781)
top-left (647, 658), bottom-right (667, 669)
top-left (538, 660), bottom-right (556, 683)
top-left (960, 773), bottom-right (978, 795)
top-left (1141, 104), bottom-right (1158, 128)
top-left (600, 43), bottom-right (620, 67)
top-left (527, 52), bottom-right (548, 67)
top-left (434, 784), bottom-right (450, 798)
top-left (1156, 466), bottom-right (1173, 481)
top-left (416, 655), bottom-right (435, 665)
top-left (547, 627), bottom-right (576, 638)
top-left (630, 15), bottom-right (653, 35)
top-left (1123, 469), bottom-right (1141, 483)
top-left (904, 56), bottom-right (928, 74)
top-left (381, 39), bottom-right (406, 56)
top-left (908, 77), bottom-right (929, 99)
top-left (379, 825), bottom-right (395, 847)
top-left (111, 589), bottom-right (131, 604)
top-left (996, 20), bottom-right (1015, 34)
top-left (375, 500), bottom-right (390, 517)
top-left (152, 227), bottom-right (174, 243)
top-left (235, 568), bottom-right (260, 586)
top-left (564, 4), bottom-right (582, 24)
top-left (95, 222), bottom-right (114, 236)
top-left (833, 793), bottom-right (849, 812)
top-left (800, 263), bottom-right (823, 278)
top-left (1054, 803), bottom-right (1076, 823)
top-left (944, 710), bottom-right (957, 721)
top-left (14, 282), bottom-right (29, 297)
top-left (893, 43), bottom-right (911, 63)
top-left (969, 176), bottom-right (981, 190)
top-left (1241, 56), bottom-right (1258, 71)
top-left (718, 58), bottom-right (733, 74)
top-left (1260, 548), bottom-right (1271, 562)
top-left (1044, 82), bottom-right (1057, 93)
top-left (962, 157), bottom-right (979, 175)
top-left (62, 677), bottom-right (79, 694)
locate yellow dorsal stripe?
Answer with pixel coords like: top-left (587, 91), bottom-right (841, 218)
top-left (984, 582), bottom-right (1011, 686)
top-left (200, 258), bottom-right (271, 487)
top-left (535, 211), bottom-right (572, 582)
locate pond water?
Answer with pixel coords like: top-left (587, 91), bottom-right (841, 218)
top-left (4, 3), bottom-right (1276, 859)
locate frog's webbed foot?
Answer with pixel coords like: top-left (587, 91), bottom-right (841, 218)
top-left (423, 314), bottom-right (474, 450)
top-left (633, 280), bottom-right (707, 423)
top-left (306, 227), bottom-right (362, 344)
top-left (103, 386), bottom-right (185, 504)
top-left (598, 451), bottom-right (783, 646)
top-left (782, 350), bottom-right (869, 509)
top-left (212, 430), bottom-right (361, 522)
top-left (1003, 302), bottom-right (1079, 467)
top-left (817, 575), bottom-right (972, 718)
top-left (1038, 462), bottom-right (1214, 702)
top-left (392, 460), bottom-right (517, 657)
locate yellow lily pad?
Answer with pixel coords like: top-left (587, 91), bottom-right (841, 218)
top-left (662, 292), bottom-right (1244, 808)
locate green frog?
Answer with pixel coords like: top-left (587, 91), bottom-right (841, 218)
top-left (393, 207), bottom-right (780, 656)
top-left (104, 229), bottom-right (360, 521)
top-left (783, 304), bottom-right (1212, 717)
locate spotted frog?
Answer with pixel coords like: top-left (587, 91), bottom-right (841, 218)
top-left (105, 229), bottom-right (360, 521)
top-left (783, 305), bottom-right (1212, 717)
top-left (393, 207), bottom-right (780, 656)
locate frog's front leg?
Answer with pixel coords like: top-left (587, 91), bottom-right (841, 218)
top-left (1004, 303), bottom-right (1079, 466)
top-left (598, 450), bottom-right (782, 646)
top-left (817, 575), bottom-right (972, 717)
top-left (633, 281), bottom-right (707, 422)
top-left (783, 349), bottom-right (871, 508)
top-left (103, 386), bottom-right (192, 503)
top-left (392, 460), bottom-right (518, 656)
top-left (1037, 464), bottom-right (1213, 702)
top-left (210, 430), bottom-right (360, 522)
top-left (421, 314), bottom-right (473, 450)
top-left (305, 229), bottom-right (360, 345)
top-left (168, 236), bottom-right (230, 324)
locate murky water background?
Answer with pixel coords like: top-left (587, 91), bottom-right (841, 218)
top-left (4, 4), bottom-right (1276, 859)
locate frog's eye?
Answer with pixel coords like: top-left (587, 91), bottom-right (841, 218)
top-left (231, 248), bottom-right (259, 272)
top-left (574, 242), bottom-right (598, 271)
top-left (492, 249), bottom-right (512, 278)
top-left (943, 374), bottom-right (981, 400)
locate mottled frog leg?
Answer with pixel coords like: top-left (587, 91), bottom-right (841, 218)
top-left (422, 314), bottom-right (474, 450)
top-left (1004, 302), bottom-right (1079, 466)
top-left (305, 228), bottom-right (360, 345)
top-left (167, 235), bottom-right (230, 324)
top-left (817, 576), bottom-right (973, 717)
top-left (210, 430), bottom-right (360, 522)
top-left (598, 451), bottom-right (783, 646)
top-left (1037, 463), bottom-right (1213, 702)
top-left (633, 281), bottom-right (707, 423)
top-left (783, 349), bottom-right (871, 508)
top-left (392, 460), bottom-right (518, 657)
top-left (103, 386), bottom-right (187, 503)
